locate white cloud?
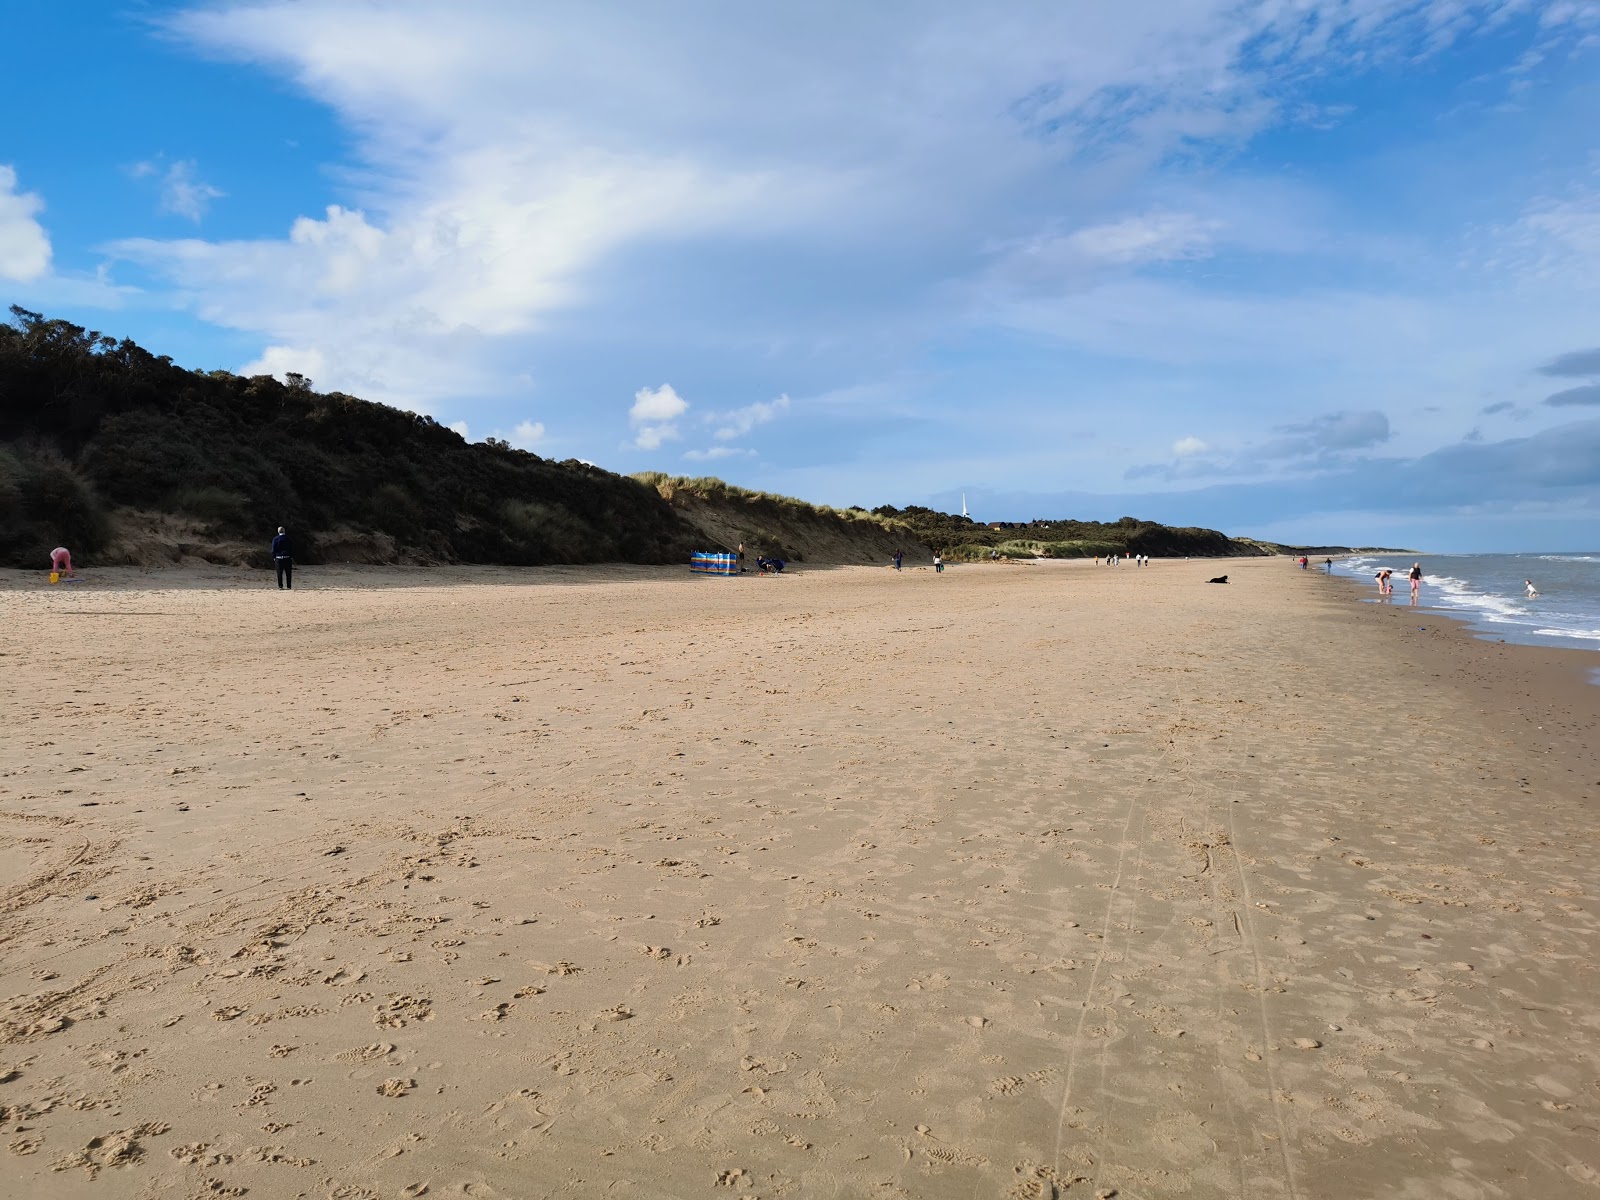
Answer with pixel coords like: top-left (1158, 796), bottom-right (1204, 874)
top-left (241, 344), bottom-right (328, 385)
top-left (449, 419), bottom-right (471, 439)
top-left (1495, 189), bottom-right (1600, 287)
top-left (630, 383), bottom-right (689, 423)
top-left (1172, 435), bottom-right (1209, 457)
top-left (510, 419), bottom-right (546, 448)
top-left (1060, 212), bottom-right (1222, 267)
top-left (712, 393), bottom-right (790, 441)
top-left (0, 165), bottom-right (51, 283)
top-left (633, 424), bottom-right (675, 452)
top-left (159, 160), bottom-right (226, 222)
top-left (629, 383), bottom-right (688, 450)
top-left (684, 445), bottom-right (754, 461)
top-left (109, 0), bottom-right (1551, 416)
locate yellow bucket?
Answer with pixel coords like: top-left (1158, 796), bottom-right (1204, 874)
top-left (49, 571), bottom-right (59, 584)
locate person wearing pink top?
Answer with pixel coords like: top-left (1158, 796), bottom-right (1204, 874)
top-left (49, 546), bottom-right (73, 577)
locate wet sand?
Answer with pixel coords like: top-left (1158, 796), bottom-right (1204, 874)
top-left (1, 557), bottom-right (1596, 1198)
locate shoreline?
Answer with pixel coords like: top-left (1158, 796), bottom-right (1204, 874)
top-left (1312, 563), bottom-right (1600, 800)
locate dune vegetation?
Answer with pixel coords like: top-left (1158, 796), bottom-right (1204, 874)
top-left (2, 307), bottom-right (1300, 570)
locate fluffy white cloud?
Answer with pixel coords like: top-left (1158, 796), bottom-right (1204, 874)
top-left (0, 165), bottom-right (51, 283)
top-left (449, 419), bottom-right (470, 439)
top-left (630, 383), bottom-right (689, 423)
top-left (510, 419), bottom-right (546, 448)
top-left (629, 383), bottom-right (688, 450)
top-left (241, 344), bottom-right (328, 384)
top-left (712, 393), bottom-right (790, 441)
top-left (1172, 435), bottom-right (1209, 457)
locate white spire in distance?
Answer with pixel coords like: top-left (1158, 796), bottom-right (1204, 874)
top-left (961, 493), bottom-right (970, 518)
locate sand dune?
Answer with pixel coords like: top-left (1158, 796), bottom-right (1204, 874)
top-left (1, 558), bottom-right (1596, 1198)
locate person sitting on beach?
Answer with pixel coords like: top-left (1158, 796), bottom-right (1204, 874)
top-left (49, 546), bottom-right (74, 578)
top-left (1525, 579), bottom-right (1539, 598)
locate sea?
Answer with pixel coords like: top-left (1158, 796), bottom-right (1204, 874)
top-left (1333, 553), bottom-right (1600, 655)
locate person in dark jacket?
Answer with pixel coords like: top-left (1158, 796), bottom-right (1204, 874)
top-left (271, 527), bottom-right (294, 589)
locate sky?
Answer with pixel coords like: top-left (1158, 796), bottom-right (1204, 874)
top-left (3, 1), bottom-right (1600, 550)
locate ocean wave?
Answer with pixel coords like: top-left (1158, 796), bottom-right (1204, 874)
top-left (1426, 574), bottom-right (1526, 621)
top-left (1535, 554), bottom-right (1600, 562)
top-left (1533, 627), bottom-right (1600, 642)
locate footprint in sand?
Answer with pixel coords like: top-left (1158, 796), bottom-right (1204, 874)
top-left (335, 1042), bottom-right (395, 1064)
top-left (376, 1077), bottom-right (416, 1097)
top-left (374, 996), bottom-right (432, 1028)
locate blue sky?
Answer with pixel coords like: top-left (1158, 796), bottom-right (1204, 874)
top-left (4, 1), bottom-right (1600, 550)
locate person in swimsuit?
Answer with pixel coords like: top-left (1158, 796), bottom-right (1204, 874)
top-left (1408, 562), bottom-right (1422, 604)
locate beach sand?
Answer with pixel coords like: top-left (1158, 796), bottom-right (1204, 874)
top-left (1, 557), bottom-right (1596, 1199)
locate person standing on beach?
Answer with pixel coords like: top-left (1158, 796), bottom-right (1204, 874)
top-left (272, 526), bottom-right (294, 590)
top-left (893, 549), bottom-right (903, 571)
top-left (934, 551), bottom-right (944, 573)
top-left (1325, 558), bottom-right (1334, 573)
top-left (1408, 562), bottom-right (1422, 604)
top-left (737, 542), bottom-right (746, 573)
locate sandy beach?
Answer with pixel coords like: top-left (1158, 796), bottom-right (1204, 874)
top-left (1, 556), bottom-right (1596, 1199)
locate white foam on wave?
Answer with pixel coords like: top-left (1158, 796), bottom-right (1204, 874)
top-left (1534, 627), bottom-right (1600, 642)
top-left (1426, 573), bottom-right (1527, 623)
top-left (1536, 554), bottom-right (1600, 563)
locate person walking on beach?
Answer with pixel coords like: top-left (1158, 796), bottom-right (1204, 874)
top-left (49, 546), bottom-right (74, 579)
top-left (893, 549), bottom-right (904, 571)
top-left (737, 542), bottom-right (746, 573)
top-left (934, 551), bottom-right (944, 574)
top-left (272, 526), bottom-right (294, 590)
top-left (1408, 562), bottom-right (1422, 605)
top-left (1325, 558), bottom-right (1334, 573)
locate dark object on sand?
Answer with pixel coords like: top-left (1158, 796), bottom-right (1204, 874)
top-left (1207, 575), bottom-right (1229, 584)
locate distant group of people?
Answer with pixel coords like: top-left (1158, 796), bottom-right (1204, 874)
top-left (1095, 553), bottom-right (1150, 566)
top-left (891, 548), bottom-right (944, 573)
